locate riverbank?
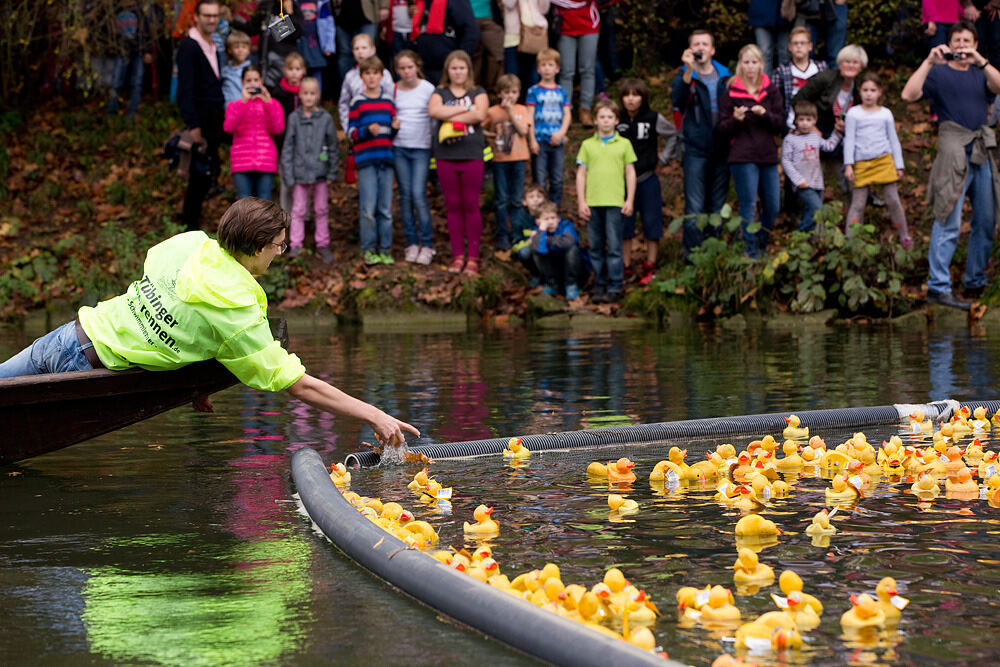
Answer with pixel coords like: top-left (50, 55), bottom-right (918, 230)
top-left (1, 73), bottom-right (995, 324)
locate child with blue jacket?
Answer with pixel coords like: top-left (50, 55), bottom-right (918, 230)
top-left (530, 201), bottom-right (588, 300)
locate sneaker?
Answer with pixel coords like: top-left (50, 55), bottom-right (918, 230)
top-left (528, 276), bottom-right (540, 288)
top-left (542, 285), bottom-right (557, 296)
top-left (289, 246), bottom-right (303, 258)
top-left (416, 246), bottom-right (436, 265)
top-left (638, 261), bottom-right (657, 286)
top-left (963, 285), bottom-right (986, 301)
top-left (378, 252), bottom-right (395, 265)
top-left (591, 288), bottom-right (608, 304)
top-left (606, 289), bottom-right (624, 303)
top-left (363, 250), bottom-right (380, 266)
top-left (404, 245), bottom-right (420, 262)
top-left (317, 247), bottom-right (334, 264)
top-left (927, 290), bottom-right (970, 311)
top-left (566, 284), bottom-right (579, 300)
top-left (900, 236), bottom-right (913, 250)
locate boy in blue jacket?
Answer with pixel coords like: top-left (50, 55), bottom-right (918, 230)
top-left (530, 201), bottom-right (588, 300)
top-left (670, 29), bottom-right (730, 257)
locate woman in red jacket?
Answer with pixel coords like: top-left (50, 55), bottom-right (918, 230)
top-left (224, 65), bottom-right (286, 200)
top-left (718, 44), bottom-right (785, 258)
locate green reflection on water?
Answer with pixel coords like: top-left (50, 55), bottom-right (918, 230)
top-left (81, 536), bottom-right (312, 666)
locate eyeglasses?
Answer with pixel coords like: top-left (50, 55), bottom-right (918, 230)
top-left (271, 242), bottom-right (288, 254)
top-left (198, 12), bottom-right (220, 19)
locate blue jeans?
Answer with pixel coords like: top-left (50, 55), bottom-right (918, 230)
top-left (808, 2), bottom-right (849, 66)
top-left (233, 171), bottom-right (274, 200)
top-left (107, 53), bottom-right (145, 115)
top-left (358, 163), bottom-right (394, 252)
top-left (588, 206), bottom-right (624, 291)
top-left (534, 244), bottom-right (586, 290)
top-left (795, 187), bottom-right (823, 232)
top-left (558, 32), bottom-right (599, 111)
top-left (0, 321), bottom-right (94, 378)
top-left (394, 147), bottom-right (433, 247)
top-left (681, 148), bottom-right (730, 255)
top-left (336, 23), bottom-right (377, 79)
top-left (753, 26), bottom-right (789, 77)
top-left (731, 162), bottom-right (780, 257)
top-left (534, 141), bottom-right (564, 207)
top-left (928, 159), bottom-right (996, 294)
top-left (494, 160), bottom-right (526, 249)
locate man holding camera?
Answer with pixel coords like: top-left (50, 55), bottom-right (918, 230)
top-left (176, 0), bottom-right (225, 231)
top-left (902, 19), bottom-right (1000, 309)
top-left (670, 29), bottom-right (731, 257)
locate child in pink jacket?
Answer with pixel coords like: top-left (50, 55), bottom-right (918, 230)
top-left (224, 65), bottom-right (285, 200)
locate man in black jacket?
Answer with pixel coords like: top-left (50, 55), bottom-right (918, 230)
top-left (176, 0), bottom-right (225, 230)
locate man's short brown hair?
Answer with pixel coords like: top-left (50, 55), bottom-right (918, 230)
top-left (217, 197), bottom-right (289, 257)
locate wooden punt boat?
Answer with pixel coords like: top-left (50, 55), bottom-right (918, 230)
top-left (0, 318), bottom-right (287, 466)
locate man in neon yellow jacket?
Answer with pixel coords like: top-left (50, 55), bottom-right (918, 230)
top-left (0, 198), bottom-right (418, 445)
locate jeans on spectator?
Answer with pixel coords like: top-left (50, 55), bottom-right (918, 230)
top-left (336, 23), bottom-right (377, 79)
top-left (290, 182), bottom-right (330, 249)
top-left (588, 206), bottom-right (624, 291)
top-left (730, 162), bottom-right (780, 258)
top-left (474, 18), bottom-right (504, 94)
top-left (516, 243), bottom-right (539, 280)
top-left (681, 147), bottom-right (730, 256)
top-left (534, 141), bottom-right (564, 207)
top-left (753, 27), bottom-right (789, 77)
top-left (357, 164), bottom-right (395, 252)
top-left (494, 160), bottom-right (526, 249)
top-left (534, 244), bottom-right (585, 291)
top-left (825, 2), bottom-right (848, 66)
top-left (928, 24), bottom-right (952, 49)
top-left (394, 147), bottom-right (433, 247)
top-left (437, 159), bottom-right (485, 259)
top-left (795, 187), bottom-right (823, 232)
top-left (558, 32), bottom-right (599, 111)
top-left (233, 171), bottom-right (274, 201)
top-left (598, 7), bottom-right (622, 80)
top-left (108, 53), bottom-right (145, 115)
top-left (928, 159), bottom-right (995, 294)
top-left (183, 106), bottom-right (223, 231)
top-left (0, 321), bottom-right (93, 379)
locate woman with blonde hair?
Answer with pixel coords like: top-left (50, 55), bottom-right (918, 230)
top-left (718, 43), bottom-right (785, 257)
top-left (428, 50), bottom-right (490, 275)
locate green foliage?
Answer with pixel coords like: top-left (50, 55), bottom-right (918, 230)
top-left (455, 271), bottom-right (506, 314)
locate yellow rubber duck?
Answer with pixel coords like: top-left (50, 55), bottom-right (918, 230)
top-left (733, 547), bottom-right (775, 584)
top-left (805, 508), bottom-right (837, 536)
top-left (874, 577), bottom-right (908, 624)
top-left (587, 461), bottom-right (608, 477)
top-left (977, 450), bottom-right (999, 479)
top-left (734, 617), bottom-right (801, 652)
top-left (463, 504), bottom-right (500, 535)
top-left (717, 443), bottom-right (738, 459)
top-left (502, 437), bottom-right (530, 459)
top-left (772, 479), bottom-right (790, 497)
top-left (748, 473), bottom-right (774, 502)
top-left (329, 462), bottom-right (352, 488)
top-left (735, 513), bottom-right (780, 537)
top-left (407, 467), bottom-right (433, 493)
top-left (699, 584), bottom-right (742, 622)
top-left (945, 466), bottom-right (979, 497)
top-left (668, 446), bottom-right (691, 477)
top-left (396, 520), bottom-right (439, 549)
top-left (820, 449), bottom-right (852, 473)
top-left (779, 590), bottom-right (821, 630)
top-left (992, 407), bottom-right (1000, 428)
top-left (909, 471), bottom-right (941, 499)
top-left (908, 409), bottom-right (933, 434)
top-left (808, 434), bottom-right (827, 451)
top-left (775, 440), bottom-right (804, 471)
top-left (943, 446), bottom-right (967, 481)
top-left (970, 406), bottom-right (991, 434)
top-left (649, 460), bottom-right (685, 485)
top-left (877, 435), bottom-right (902, 464)
top-left (608, 493), bottom-right (639, 516)
top-left (881, 440), bottom-right (906, 475)
top-left (782, 414), bottom-right (809, 439)
top-left (778, 570), bottom-right (823, 615)
top-left (964, 438), bottom-right (985, 464)
top-left (840, 593), bottom-right (886, 630)
top-left (951, 411), bottom-right (972, 437)
top-left (825, 473), bottom-right (861, 504)
top-left (606, 457), bottom-right (637, 484)
top-left (729, 452), bottom-right (755, 482)
top-left (730, 485), bottom-right (768, 513)
top-left (689, 459), bottom-right (720, 482)
top-left (918, 446), bottom-right (948, 476)
top-left (614, 586), bottom-right (659, 624)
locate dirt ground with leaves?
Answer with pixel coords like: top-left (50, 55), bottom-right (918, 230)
top-left (0, 67), bottom-right (991, 323)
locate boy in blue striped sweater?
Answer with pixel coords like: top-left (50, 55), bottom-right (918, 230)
top-left (348, 56), bottom-right (398, 265)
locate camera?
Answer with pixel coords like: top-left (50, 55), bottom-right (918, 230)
top-left (248, 86), bottom-right (262, 94)
top-left (693, 51), bottom-right (705, 62)
top-left (943, 51), bottom-right (967, 61)
top-left (267, 14), bottom-right (295, 41)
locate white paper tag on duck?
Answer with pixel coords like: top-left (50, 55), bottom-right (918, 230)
top-left (973, 420), bottom-right (988, 431)
top-left (827, 508), bottom-right (838, 518)
top-left (744, 636), bottom-right (771, 652)
top-left (696, 589), bottom-right (710, 607)
top-left (687, 609), bottom-right (702, 619)
top-left (980, 487), bottom-right (988, 499)
top-left (986, 464), bottom-right (997, 478)
top-left (910, 422), bottom-right (922, 434)
top-left (435, 487), bottom-right (453, 500)
top-left (939, 454), bottom-right (950, 463)
top-left (890, 595), bottom-right (909, 610)
top-left (763, 486), bottom-right (772, 500)
top-left (849, 475), bottom-right (865, 489)
top-left (770, 593), bottom-right (789, 609)
top-left (666, 469), bottom-right (680, 488)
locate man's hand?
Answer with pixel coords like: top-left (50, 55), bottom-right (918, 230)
top-left (681, 48), bottom-right (696, 69)
top-left (928, 44), bottom-right (951, 66)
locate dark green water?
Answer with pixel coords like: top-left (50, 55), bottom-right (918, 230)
top-left (2, 321), bottom-right (999, 666)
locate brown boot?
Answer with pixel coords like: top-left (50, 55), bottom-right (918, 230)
top-left (579, 108), bottom-right (593, 128)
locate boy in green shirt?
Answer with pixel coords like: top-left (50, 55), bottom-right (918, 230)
top-left (575, 99), bottom-right (637, 303)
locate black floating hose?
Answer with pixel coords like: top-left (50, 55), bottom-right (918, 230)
top-left (345, 400), bottom-right (961, 469)
top-left (292, 447), bottom-right (679, 667)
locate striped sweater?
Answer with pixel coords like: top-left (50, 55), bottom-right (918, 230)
top-left (348, 93), bottom-right (397, 169)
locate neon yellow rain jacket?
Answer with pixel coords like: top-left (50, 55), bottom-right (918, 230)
top-left (78, 231), bottom-right (305, 392)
